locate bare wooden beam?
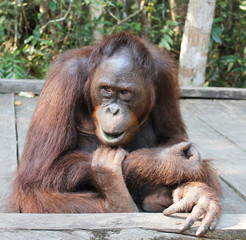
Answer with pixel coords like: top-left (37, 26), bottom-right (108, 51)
top-left (0, 79), bottom-right (45, 94)
top-left (0, 213), bottom-right (245, 239)
top-left (181, 87), bottom-right (246, 100)
top-left (1, 79), bottom-right (246, 100)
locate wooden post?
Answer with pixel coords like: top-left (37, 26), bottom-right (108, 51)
top-left (169, 0), bottom-right (180, 36)
top-left (90, 2), bottom-right (104, 41)
top-left (178, 0), bottom-right (216, 86)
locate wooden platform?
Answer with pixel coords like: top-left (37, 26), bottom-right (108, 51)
top-left (0, 83), bottom-right (246, 239)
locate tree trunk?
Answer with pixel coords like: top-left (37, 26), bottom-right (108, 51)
top-left (123, 0), bottom-right (128, 19)
top-left (178, 0), bottom-right (216, 86)
top-left (169, 0), bottom-right (180, 36)
top-left (90, 2), bottom-right (104, 41)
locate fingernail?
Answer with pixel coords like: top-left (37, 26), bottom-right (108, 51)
top-left (196, 228), bottom-right (207, 237)
top-left (163, 210), bottom-right (169, 216)
top-left (163, 209), bottom-right (172, 216)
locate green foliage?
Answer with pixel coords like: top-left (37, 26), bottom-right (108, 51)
top-left (0, 0), bottom-right (180, 80)
top-left (211, 18), bottom-right (223, 44)
top-left (0, 0), bottom-right (245, 88)
top-left (158, 20), bottom-right (176, 50)
top-left (206, 0), bottom-right (246, 87)
top-left (0, 50), bottom-right (26, 79)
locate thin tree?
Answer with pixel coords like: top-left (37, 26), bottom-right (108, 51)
top-left (178, 0), bottom-right (216, 86)
top-left (90, 1), bottom-right (104, 41)
top-left (169, 0), bottom-right (180, 36)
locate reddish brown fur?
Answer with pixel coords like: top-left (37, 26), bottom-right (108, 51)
top-left (8, 33), bottom-right (220, 214)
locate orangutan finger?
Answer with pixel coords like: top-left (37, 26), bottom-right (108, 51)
top-left (172, 187), bottom-right (183, 203)
top-left (209, 218), bottom-right (218, 231)
top-left (179, 200), bottom-right (207, 232)
top-left (196, 201), bottom-right (220, 236)
top-left (163, 196), bottom-right (193, 216)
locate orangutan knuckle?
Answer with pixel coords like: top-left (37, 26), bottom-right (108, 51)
top-left (115, 149), bottom-right (128, 162)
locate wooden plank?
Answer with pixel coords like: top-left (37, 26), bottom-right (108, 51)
top-left (181, 86), bottom-right (246, 100)
top-left (0, 94), bottom-right (17, 212)
top-left (0, 79), bottom-right (45, 94)
top-left (218, 100), bottom-right (246, 121)
top-left (183, 99), bottom-right (246, 151)
top-left (181, 101), bottom-right (246, 199)
top-left (219, 179), bottom-right (246, 214)
top-left (0, 230), bottom-right (199, 240)
top-left (15, 96), bottom-right (38, 157)
top-left (0, 177), bottom-right (13, 213)
top-left (0, 213), bottom-right (245, 239)
top-left (1, 79), bottom-right (246, 100)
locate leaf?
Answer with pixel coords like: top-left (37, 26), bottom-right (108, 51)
top-left (164, 34), bottom-right (173, 45)
top-left (221, 55), bottom-right (236, 61)
top-left (49, 0), bottom-right (56, 11)
top-left (16, 72), bottom-right (25, 79)
top-left (0, 68), bottom-right (3, 78)
top-left (213, 17), bottom-right (223, 23)
top-left (212, 25), bottom-right (222, 44)
top-left (203, 82), bottom-right (209, 87)
top-left (166, 28), bottom-right (174, 36)
top-left (134, 23), bottom-right (141, 32)
top-left (100, 20), bottom-right (113, 26)
top-left (33, 26), bottom-right (41, 40)
top-left (159, 38), bottom-right (170, 50)
top-left (95, 27), bottom-right (103, 34)
top-left (5, 72), bottom-right (13, 79)
top-left (227, 62), bottom-right (234, 72)
top-left (5, 66), bottom-right (13, 74)
top-left (231, 67), bottom-right (241, 73)
top-left (19, 91), bottom-right (34, 98)
top-left (221, 55), bottom-right (236, 65)
top-left (14, 64), bottom-right (25, 73)
top-left (14, 101), bottom-right (22, 106)
top-left (15, 67), bottom-right (25, 78)
top-left (166, 20), bottom-right (177, 26)
top-left (240, 2), bottom-right (246, 11)
top-left (40, 40), bottom-right (54, 47)
top-left (3, 62), bottom-right (12, 69)
top-left (13, 59), bottom-right (24, 64)
top-left (24, 35), bottom-right (34, 44)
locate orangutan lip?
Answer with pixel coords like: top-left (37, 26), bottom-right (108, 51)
top-left (103, 131), bottom-right (125, 140)
top-left (99, 127), bottom-right (126, 143)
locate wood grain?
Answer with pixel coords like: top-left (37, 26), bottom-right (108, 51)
top-left (0, 94), bottom-right (17, 212)
top-left (15, 96), bottom-right (38, 157)
top-left (0, 213), bottom-right (245, 239)
top-left (1, 79), bottom-right (246, 99)
top-left (181, 99), bottom-right (246, 198)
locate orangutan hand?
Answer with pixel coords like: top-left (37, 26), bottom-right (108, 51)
top-left (163, 182), bottom-right (221, 236)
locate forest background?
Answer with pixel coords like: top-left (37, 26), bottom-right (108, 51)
top-left (0, 0), bottom-right (245, 88)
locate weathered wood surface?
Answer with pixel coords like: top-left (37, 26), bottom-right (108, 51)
top-left (1, 79), bottom-right (246, 99)
top-left (181, 86), bottom-right (246, 100)
top-left (181, 100), bottom-right (246, 199)
top-left (0, 79), bottom-right (45, 94)
top-left (0, 213), bottom-right (246, 240)
top-left (219, 179), bottom-right (246, 214)
top-left (0, 94), bottom-right (17, 212)
top-left (0, 92), bottom-right (246, 239)
top-left (218, 99), bottom-right (246, 120)
top-left (184, 99), bottom-right (246, 151)
top-left (15, 96), bottom-right (38, 157)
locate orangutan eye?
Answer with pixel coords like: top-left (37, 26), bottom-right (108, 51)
top-left (120, 89), bottom-right (132, 101)
top-left (100, 86), bottom-right (113, 97)
top-left (120, 89), bottom-right (129, 95)
top-left (102, 86), bottom-right (111, 92)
